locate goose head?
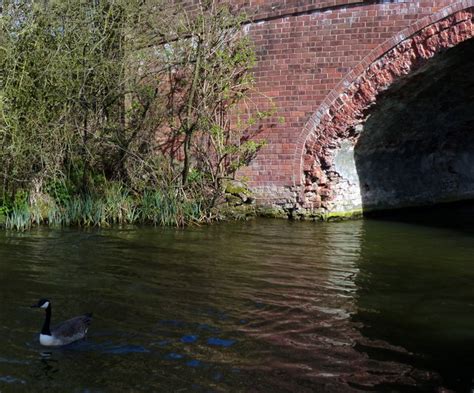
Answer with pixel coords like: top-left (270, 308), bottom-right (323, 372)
top-left (31, 298), bottom-right (51, 309)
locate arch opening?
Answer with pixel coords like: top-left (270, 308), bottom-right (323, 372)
top-left (354, 38), bottom-right (474, 211)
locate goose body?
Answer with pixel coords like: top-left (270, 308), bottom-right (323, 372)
top-left (31, 299), bottom-right (92, 347)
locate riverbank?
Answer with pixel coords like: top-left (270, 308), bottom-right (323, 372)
top-left (0, 180), bottom-right (259, 231)
top-left (1, 2), bottom-right (270, 233)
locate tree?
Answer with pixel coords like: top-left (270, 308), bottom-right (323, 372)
top-left (139, 0), bottom-right (269, 203)
top-left (0, 0), bottom-right (271, 226)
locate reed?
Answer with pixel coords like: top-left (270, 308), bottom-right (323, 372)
top-left (1, 184), bottom-right (208, 230)
top-left (5, 205), bottom-right (31, 231)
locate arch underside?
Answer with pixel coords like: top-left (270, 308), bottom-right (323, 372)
top-left (300, 9), bottom-right (474, 216)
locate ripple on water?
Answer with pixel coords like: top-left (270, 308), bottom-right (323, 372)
top-left (1, 217), bottom-right (473, 391)
top-left (0, 375), bottom-right (27, 385)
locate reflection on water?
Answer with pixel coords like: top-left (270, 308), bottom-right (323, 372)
top-left (356, 203), bottom-right (474, 392)
top-left (0, 206), bottom-right (474, 392)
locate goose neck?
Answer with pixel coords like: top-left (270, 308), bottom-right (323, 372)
top-left (41, 305), bottom-right (52, 336)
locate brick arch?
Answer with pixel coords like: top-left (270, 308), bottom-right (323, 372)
top-left (294, 2), bottom-right (474, 209)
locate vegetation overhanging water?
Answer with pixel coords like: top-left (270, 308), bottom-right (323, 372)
top-left (1, 1), bottom-right (270, 231)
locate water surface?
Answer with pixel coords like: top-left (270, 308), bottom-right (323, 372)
top-left (1, 204), bottom-right (474, 392)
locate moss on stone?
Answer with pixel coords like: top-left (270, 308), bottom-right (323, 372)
top-left (255, 205), bottom-right (363, 221)
top-left (256, 206), bottom-right (288, 219)
top-left (319, 209), bottom-right (363, 222)
top-left (218, 204), bottom-right (257, 221)
top-left (225, 194), bottom-right (244, 206)
top-left (224, 181), bottom-right (251, 196)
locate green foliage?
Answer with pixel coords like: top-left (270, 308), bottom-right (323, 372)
top-left (44, 179), bottom-right (74, 206)
top-left (5, 206), bottom-right (32, 232)
top-left (1, 183), bottom-right (206, 230)
top-left (1, 1), bottom-right (126, 195)
top-left (0, 0), bottom-right (273, 230)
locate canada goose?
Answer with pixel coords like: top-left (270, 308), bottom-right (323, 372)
top-left (31, 298), bottom-right (92, 346)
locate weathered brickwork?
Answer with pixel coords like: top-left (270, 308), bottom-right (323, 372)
top-left (185, 0), bottom-right (376, 21)
top-left (301, 8), bottom-right (474, 211)
top-left (223, 0), bottom-right (474, 214)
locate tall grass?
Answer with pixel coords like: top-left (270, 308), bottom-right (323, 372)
top-left (1, 184), bottom-right (207, 231)
top-left (5, 205), bottom-right (32, 231)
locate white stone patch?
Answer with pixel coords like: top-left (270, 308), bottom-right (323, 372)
top-left (331, 140), bottom-right (363, 212)
top-left (333, 140), bottom-right (360, 186)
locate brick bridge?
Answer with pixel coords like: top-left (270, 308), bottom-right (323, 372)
top-left (229, 0), bottom-right (474, 218)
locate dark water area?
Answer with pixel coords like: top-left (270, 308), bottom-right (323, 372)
top-left (1, 203), bottom-right (474, 392)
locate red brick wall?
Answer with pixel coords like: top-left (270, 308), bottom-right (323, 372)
top-left (227, 0), bottom-right (474, 205)
top-left (178, 1), bottom-right (474, 206)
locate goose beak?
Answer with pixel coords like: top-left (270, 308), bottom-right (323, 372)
top-left (30, 304), bottom-right (39, 308)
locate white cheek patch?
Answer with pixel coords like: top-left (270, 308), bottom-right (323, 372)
top-left (40, 302), bottom-right (50, 309)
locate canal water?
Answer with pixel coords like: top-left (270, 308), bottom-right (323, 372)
top-left (1, 203), bottom-right (474, 392)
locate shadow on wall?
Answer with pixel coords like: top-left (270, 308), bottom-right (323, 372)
top-left (353, 38), bottom-right (474, 213)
